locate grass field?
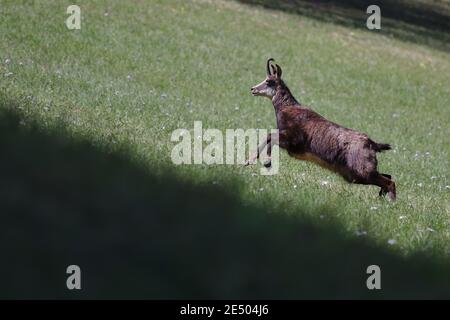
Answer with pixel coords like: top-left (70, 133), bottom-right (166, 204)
top-left (0, 0), bottom-right (449, 297)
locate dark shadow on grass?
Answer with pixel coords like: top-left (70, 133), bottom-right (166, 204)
top-left (0, 102), bottom-right (449, 299)
top-left (236, 0), bottom-right (450, 53)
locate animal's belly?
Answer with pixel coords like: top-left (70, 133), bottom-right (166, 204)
top-left (292, 152), bottom-right (354, 181)
top-left (293, 152), bottom-right (336, 171)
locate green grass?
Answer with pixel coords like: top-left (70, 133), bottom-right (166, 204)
top-left (0, 0), bottom-right (449, 262)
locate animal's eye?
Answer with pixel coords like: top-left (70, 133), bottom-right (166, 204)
top-left (266, 80), bottom-right (275, 86)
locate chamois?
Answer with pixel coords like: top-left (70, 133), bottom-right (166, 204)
top-left (247, 58), bottom-right (396, 200)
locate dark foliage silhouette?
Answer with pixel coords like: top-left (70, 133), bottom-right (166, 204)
top-left (236, 0), bottom-right (450, 52)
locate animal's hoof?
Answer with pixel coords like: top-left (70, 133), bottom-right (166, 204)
top-left (263, 160), bottom-right (272, 168)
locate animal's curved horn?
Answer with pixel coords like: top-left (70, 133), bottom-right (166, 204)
top-left (267, 58), bottom-right (275, 76)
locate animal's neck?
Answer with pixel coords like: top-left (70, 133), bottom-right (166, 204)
top-left (272, 83), bottom-right (299, 110)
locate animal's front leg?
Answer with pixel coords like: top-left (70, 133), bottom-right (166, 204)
top-left (262, 133), bottom-right (280, 168)
top-left (245, 133), bottom-right (281, 167)
top-left (245, 134), bottom-right (271, 166)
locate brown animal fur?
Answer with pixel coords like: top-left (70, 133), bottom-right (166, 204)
top-left (249, 59), bottom-right (396, 200)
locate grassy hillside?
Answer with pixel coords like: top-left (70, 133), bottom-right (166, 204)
top-left (0, 107), bottom-right (448, 299)
top-left (0, 0), bottom-right (449, 297)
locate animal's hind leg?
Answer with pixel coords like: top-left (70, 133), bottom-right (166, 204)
top-left (372, 173), bottom-right (396, 201)
top-left (388, 179), bottom-right (396, 201)
top-left (379, 174), bottom-right (392, 196)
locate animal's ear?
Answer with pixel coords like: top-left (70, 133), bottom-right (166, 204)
top-left (271, 65), bottom-right (277, 76)
top-left (275, 64), bottom-right (282, 78)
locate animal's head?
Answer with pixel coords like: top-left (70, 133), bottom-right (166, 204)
top-left (250, 58), bottom-right (283, 99)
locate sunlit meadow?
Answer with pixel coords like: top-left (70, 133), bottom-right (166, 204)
top-left (0, 0), bottom-right (449, 258)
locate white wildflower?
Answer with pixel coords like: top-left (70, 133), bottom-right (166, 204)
top-left (388, 239), bottom-right (397, 245)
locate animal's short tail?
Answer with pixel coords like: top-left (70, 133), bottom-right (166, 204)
top-left (370, 139), bottom-right (391, 152)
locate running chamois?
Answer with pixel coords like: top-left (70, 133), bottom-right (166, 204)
top-left (247, 58), bottom-right (396, 200)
